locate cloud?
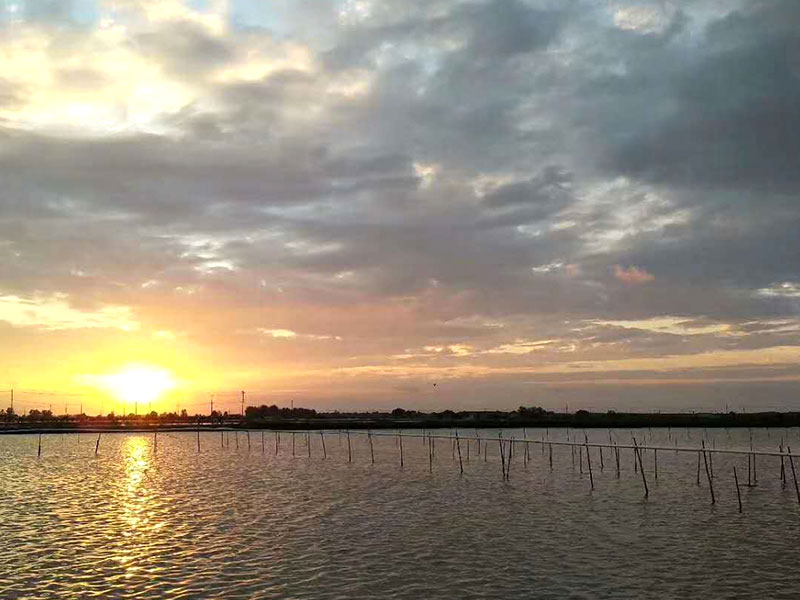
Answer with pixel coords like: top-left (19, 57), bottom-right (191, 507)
top-left (613, 265), bottom-right (655, 284)
top-left (1, 0), bottom-right (799, 410)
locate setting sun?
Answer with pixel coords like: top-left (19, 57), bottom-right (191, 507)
top-left (90, 365), bottom-right (176, 410)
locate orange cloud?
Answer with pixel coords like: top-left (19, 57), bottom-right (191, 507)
top-left (613, 264), bottom-right (654, 284)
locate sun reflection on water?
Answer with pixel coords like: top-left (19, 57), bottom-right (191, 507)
top-left (114, 436), bottom-right (162, 577)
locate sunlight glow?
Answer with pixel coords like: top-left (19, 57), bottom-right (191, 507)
top-left (90, 365), bottom-right (176, 409)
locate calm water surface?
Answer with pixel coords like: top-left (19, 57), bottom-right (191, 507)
top-left (2, 427), bottom-right (800, 599)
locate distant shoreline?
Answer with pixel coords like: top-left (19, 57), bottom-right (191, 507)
top-left (3, 410), bottom-right (800, 434)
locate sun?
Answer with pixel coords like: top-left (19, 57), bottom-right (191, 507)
top-left (95, 364), bottom-right (176, 408)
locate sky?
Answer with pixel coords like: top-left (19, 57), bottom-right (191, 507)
top-left (1, 0), bottom-right (799, 414)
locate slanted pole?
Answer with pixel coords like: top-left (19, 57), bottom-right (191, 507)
top-left (788, 446), bottom-right (800, 508)
top-left (632, 437), bottom-right (648, 498)
top-left (733, 466), bottom-right (742, 513)
top-left (368, 431), bottom-right (375, 465)
top-left (320, 432), bottom-right (327, 459)
top-left (247, 431), bottom-right (251, 451)
top-left (95, 433), bottom-right (101, 455)
top-left (614, 444), bottom-right (620, 479)
top-left (585, 434), bottom-right (594, 490)
top-left (701, 440), bottom-right (715, 505)
top-left (599, 446), bottom-right (604, 472)
top-left (498, 433), bottom-right (506, 480)
top-left (780, 442), bottom-right (786, 488)
top-left (455, 431), bottom-right (463, 475)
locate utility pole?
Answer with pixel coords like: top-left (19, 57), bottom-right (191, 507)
top-left (241, 390), bottom-right (245, 416)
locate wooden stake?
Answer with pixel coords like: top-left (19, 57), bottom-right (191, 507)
top-left (455, 431), bottom-right (463, 475)
top-left (220, 430), bottom-right (224, 449)
top-left (549, 443), bottom-right (553, 470)
top-left (632, 437), bottom-right (648, 498)
top-left (654, 448), bottom-right (658, 480)
top-left (787, 446), bottom-right (800, 508)
top-left (275, 431), bottom-right (279, 455)
top-left (780, 442), bottom-right (786, 488)
top-left (506, 437), bottom-right (513, 480)
top-left (399, 431), bottom-right (404, 468)
top-left (95, 433), bottom-right (101, 455)
top-left (614, 444), bottom-right (620, 479)
top-left (307, 432), bottom-right (311, 459)
top-left (347, 430), bottom-right (352, 463)
top-left (585, 435), bottom-right (594, 490)
top-left (247, 431), bottom-right (251, 451)
top-left (37, 433), bottom-right (42, 457)
top-left (197, 426), bottom-right (201, 453)
top-left (261, 431), bottom-right (265, 454)
top-left (733, 465), bottom-right (742, 513)
top-left (696, 451), bottom-right (701, 486)
top-left (701, 440), bottom-right (715, 504)
top-left (235, 432), bottom-right (239, 450)
top-left (428, 433), bottom-right (433, 473)
top-left (498, 433), bottom-right (506, 480)
top-left (154, 431), bottom-right (158, 455)
top-left (320, 432), bottom-right (327, 459)
top-left (368, 431), bottom-right (375, 465)
top-left (292, 432), bottom-right (296, 457)
top-left (599, 446), bottom-right (604, 472)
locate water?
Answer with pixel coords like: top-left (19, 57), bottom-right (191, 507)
top-left (1, 427), bottom-right (800, 599)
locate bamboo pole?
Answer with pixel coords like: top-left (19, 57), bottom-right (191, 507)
top-left (599, 446), bottom-right (604, 472)
top-left (506, 436), bottom-right (513, 480)
top-left (292, 432), bottom-right (296, 457)
top-left (549, 443), bottom-right (553, 470)
top-left (368, 431), bottom-right (375, 465)
top-left (733, 465), bottom-right (742, 513)
top-left (307, 432), bottom-right (311, 459)
top-left (632, 437), bottom-right (648, 498)
top-left (701, 440), bottom-right (715, 504)
top-left (585, 434), bottom-right (594, 490)
top-left (247, 431), bottom-right (251, 451)
top-left (780, 442), bottom-right (786, 488)
top-left (262, 431), bottom-right (265, 454)
top-left (95, 433), bottom-right (101, 455)
top-left (275, 431), bottom-right (279, 455)
top-left (37, 433), bottom-right (42, 457)
top-left (235, 431), bottom-right (239, 450)
top-left (498, 433), bottom-right (506, 480)
top-left (196, 427), bottom-right (200, 453)
top-left (614, 444), bottom-right (620, 478)
top-left (788, 445), bottom-right (800, 508)
top-left (399, 431), bottom-right (404, 468)
top-left (347, 430), bottom-right (352, 463)
top-left (455, 431), bottom-right (463, 475)
top-left (221, 430), bottom-right (224, 449)
top-left (428, 433), bottom-right (433, 473)
top-left (320, 432), bottom-right (327, 459)
top-left (696, 451), bottom-right (701, 486)
top-left (654, 448), bottom-right (658, 480)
